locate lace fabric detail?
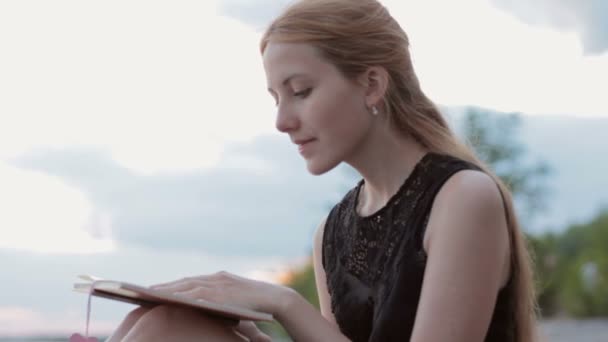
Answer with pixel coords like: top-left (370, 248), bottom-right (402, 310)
top-left (322, 153), bottom-right (514, 342)
top-left (322, 153), bottom-right (435, 341)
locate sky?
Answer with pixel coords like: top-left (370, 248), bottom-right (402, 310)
top-left (0, 0), bottom-right (607, 336)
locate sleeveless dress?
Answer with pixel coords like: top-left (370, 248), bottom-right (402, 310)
top-left (322, 152), bottom-right (515, 342)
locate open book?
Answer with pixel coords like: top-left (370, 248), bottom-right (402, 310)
top-left (73, 275), bottom-right (274, 322)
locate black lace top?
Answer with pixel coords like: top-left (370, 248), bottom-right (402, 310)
top-left (322, 152), bottom-right (515, 342)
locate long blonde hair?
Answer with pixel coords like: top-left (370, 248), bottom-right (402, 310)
top-left (261, 0), bottom-right (539, 340)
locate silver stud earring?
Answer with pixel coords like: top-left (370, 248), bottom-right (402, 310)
top-left (371, 106), bottom-right (379, 116)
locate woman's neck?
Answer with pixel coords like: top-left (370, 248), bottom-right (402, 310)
top-left (346, 126), bottom-right (428, 216)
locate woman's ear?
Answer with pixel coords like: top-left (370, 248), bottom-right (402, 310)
top-left (358, 66), bottom-right (389, 108)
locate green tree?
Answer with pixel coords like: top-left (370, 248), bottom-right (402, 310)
top-left (460, 107), bottom-right (552, 224)
top-left (555, 211), bottom-right (608, 317)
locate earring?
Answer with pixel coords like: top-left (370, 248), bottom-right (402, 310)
top-left (371, 106), bottom-right (379, 116)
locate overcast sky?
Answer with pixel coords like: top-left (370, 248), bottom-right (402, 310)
top-left (0, 0), bottom-right (607, 335)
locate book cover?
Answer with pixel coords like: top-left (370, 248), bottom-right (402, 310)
top-left (73, 275), bottom-right (274, 323)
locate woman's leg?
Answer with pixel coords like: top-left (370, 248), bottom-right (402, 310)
top-left (106, 307), bottom-right (150, 342)
top-left (117, 305), bottom-right (248, 342)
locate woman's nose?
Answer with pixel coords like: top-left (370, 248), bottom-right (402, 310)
top-left (275, 106), bottom-right (299, 133)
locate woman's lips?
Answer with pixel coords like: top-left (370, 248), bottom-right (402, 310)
top-left (297, 138), bottom-right (316, 156)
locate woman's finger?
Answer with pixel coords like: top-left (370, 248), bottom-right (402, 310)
top-left (151, 277), bottom-right (210, 292)
top-left (150, 277), bottom-right (191, 290)
top-left (234, 321), bottom-right (272, 342)
top-left (151, 273), bottom-right (226, 290)
top-left (174, 285), bottom-right (219, 302)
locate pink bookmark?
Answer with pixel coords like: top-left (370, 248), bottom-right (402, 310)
top-left (70, 281), bottom-right (99, 342)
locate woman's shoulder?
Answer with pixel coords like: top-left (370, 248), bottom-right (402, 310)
top-left (425, 152), bottom-right (482, 172)
top-left (423, 168), bottom-right (509, 269)
top-left (436, 169), bottom-right (500, 205)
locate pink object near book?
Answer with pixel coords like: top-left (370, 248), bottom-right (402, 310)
top-left (73, 275), bottom-right (274, 323)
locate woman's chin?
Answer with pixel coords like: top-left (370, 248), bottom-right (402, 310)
top-left (305, 158), bottom-right (339, 176)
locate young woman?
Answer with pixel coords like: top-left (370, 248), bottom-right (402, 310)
top-left (107, 0), bottom-right (539, 341)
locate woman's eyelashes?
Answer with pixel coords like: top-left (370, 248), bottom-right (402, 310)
top-left (293, 88), bottom-right (312, 98)
top-left (270, 88), bottom-right (312, 107)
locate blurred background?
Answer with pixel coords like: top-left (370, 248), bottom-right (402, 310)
top-left (0, 0), bottom-right (607, 341)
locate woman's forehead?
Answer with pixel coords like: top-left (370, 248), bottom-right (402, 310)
top-left (263, 42), bottom-right (332, 86)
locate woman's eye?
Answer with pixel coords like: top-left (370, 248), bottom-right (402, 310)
top-left (293, 88), bottom-right (312, 98)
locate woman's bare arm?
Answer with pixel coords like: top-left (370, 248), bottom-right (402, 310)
top-left (411, 170), bottom-right (511, 342)
top-left (312, 216), bottom-right (338, 326)
top-left (274, 217), bottom-right (347, 341)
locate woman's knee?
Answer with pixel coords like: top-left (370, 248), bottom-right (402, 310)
top-left (124, 305), bottom-right (246, 341)
top-left (124, 306), bottom-right (150, 324)
top-left (130, 305), bottom-right (173, 332)
top-left (106, 307), bottom-right (151, 342)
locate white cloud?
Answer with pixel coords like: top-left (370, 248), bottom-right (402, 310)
top-left (382, 0), bottom-right (608, 118)
top-left (218, 0), bottom-right (292, 30)
top-left (0, 162), bottom-right (114, 254)
top-left (489, 0), bottom-right (608, 55)
top-left (0, 0), bottom-right (276, 175)
top-left (12, 136), bottom-right (346, 257)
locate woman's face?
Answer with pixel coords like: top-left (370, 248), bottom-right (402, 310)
top-left (263, 42), bottom-right (374, 175)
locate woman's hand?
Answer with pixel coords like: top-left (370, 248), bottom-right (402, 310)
top-left (150, 271), bottom-right (295, 316)
top-left (234, 320), bottom-right (273, 342)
